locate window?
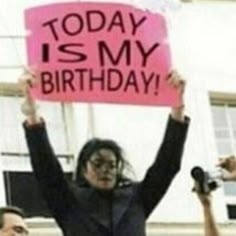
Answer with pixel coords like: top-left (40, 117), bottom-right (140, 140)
top-left (211, 103), bottom-right (236, 156)
top-left (211, 100), bottom-right (236, 219)
top-left (4, 171), bottom-right (73, 217)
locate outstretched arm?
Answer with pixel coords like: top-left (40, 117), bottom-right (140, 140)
top-left (19, 69), bottom-right (76, 226)
top-left (139, 71), bottom-right (189, 217)
top-left (19, 68), bottom-right (41, 125)
top-left (196, 192), bottom-right (221, 236)
top-left (170, 70), bottom-right (186, 123)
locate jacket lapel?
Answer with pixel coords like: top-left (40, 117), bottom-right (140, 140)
top-left (81, 189), bottom-right (112, 229)
top-left (75, 185), bottom-right (134, 229)
top-left (112, 185), bottom-right (134, 228)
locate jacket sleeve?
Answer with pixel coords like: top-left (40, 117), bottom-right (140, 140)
top-left (139, 115), bottom-right (190, 218)
top-left (23, 121), bottom-right (76, 225)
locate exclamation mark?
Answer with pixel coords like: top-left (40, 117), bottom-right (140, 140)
top-left (154, 74), bottom-right (160, 95)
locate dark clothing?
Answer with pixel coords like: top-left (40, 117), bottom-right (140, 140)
top-left (23, 116), bottom-right (189, 236)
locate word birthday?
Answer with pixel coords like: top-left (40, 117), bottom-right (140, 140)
top-left (40, 68), bottom-right (160, 95)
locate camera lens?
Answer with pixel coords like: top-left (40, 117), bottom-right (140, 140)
top-left (191, 166), bottom-right (205, 182)
top-left (191, 166), bottom-right (210, 194)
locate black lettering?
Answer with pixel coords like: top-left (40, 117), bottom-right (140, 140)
top-left (129, 13), bottom-right (147, 35)
top-left (42, 18), bottom-right (59, 41)
top-left (62, 70), bottom-right (75, 92)
top-left (107, 69), bottom-right (123, 91)
top-left (62, 13), bottom-right (84, 36)
top-left (154, 74), bottom-right (160, 95)
top-left (136, 41), bottom-right (159, 67)
top-left (86, 10), bottom-right (106, 32)
top-left (58, 43), bottom-right (87, 63)
top-left (124, 70), bottom-right (139, 93)
top-left (75, 68), bottom-right (88, 90)
top-left (89, 69), bottom-right (105, 91)
top-left (42, 43), bottom-right (50, 62)
top-left (98, 40), bottom-right (131, 66)
top-left (41, 71), bottom-right (54, 94)
top-left (141, 72), bottom-right (155, 94)
top-left (55, 71), bottom-right (60, 92)
top-left (107, 11), bottom-right (125, 33)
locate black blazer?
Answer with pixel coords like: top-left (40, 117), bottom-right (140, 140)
top-left (23, 116), bottom-right (189, 236)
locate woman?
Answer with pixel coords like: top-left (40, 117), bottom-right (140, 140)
top-left (20, 70), bottom-right (189, 236)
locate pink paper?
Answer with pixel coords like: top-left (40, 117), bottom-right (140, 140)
top-left (25, 2), bottom-right (179, 106)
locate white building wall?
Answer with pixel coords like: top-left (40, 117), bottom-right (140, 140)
top-left (0, 0), bottom-right (236, 226)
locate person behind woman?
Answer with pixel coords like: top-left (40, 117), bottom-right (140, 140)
top-left (0, 206), bottom-right (28, 236)
top-left (195, 190), bottom-right (221, 236)
top-left (19, 69), bottom-right (190, 236)
top-left (193, 155), bottom-right (236, 236)
top-left (218, 155), bottom-right (236, 181)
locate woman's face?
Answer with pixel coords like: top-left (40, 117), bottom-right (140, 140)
top-left (83, 148), bottom-right (118, 190)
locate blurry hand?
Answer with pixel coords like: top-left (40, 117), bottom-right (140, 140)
top-left (168, 70), bottom-right (186, 122)
top-left (218, 156), bottom-right (236, 181)
top-left (18, 67), bottom-right (40, 124)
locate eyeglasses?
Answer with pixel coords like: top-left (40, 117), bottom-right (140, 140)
top-left (89, 160), bottom-right (117, 170)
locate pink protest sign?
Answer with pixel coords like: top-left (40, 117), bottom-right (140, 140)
top-left (25, 2), bottom-right (179, 106)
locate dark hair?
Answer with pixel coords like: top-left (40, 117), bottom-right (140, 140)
top-left (75, 138), bottom-right (132, 187)
top-left (0, 206), bottom-right (25, 228)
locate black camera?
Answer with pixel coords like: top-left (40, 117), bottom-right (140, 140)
top-left (191, 166), bottom-right (223, 194)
